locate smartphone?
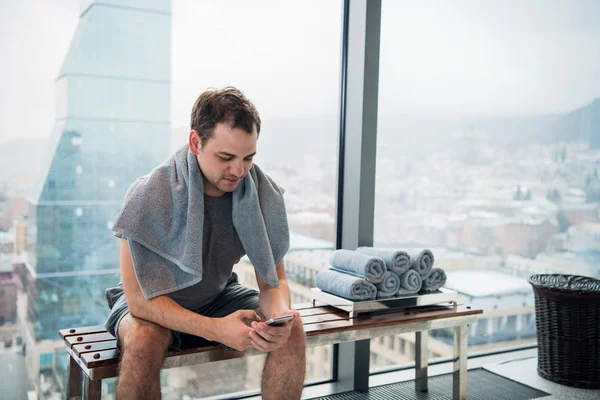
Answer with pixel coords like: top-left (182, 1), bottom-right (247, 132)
top-left (265, 314), bottom-right (295, 327)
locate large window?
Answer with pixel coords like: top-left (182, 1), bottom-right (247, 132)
top-left (7, 0), bottom-right (598, 397)
top-left (168, 1), bottom-right (342, 397)
top-left (0, 0), bottom-right (342, 398)
top-left (372, 0), bottom-right (600, 371)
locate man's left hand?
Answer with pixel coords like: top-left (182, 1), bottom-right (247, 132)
top-left (249, 311), bottom-right (300, 352)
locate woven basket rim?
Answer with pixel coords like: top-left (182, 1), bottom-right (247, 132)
top-left (529, 274), bottom-right (600, 294)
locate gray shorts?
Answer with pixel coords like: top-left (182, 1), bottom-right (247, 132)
top-left (104, 272), bottom-right (259, 351)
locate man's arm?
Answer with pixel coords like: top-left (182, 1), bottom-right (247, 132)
top-left (256, 259), bottom-right (292, 318)
top-left (249, 259), bottom-right (301, 352)
top-left (119, 239), bottom-right (259, 351)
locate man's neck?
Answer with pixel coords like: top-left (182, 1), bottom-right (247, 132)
top-left (203, 177), bottom-right (226, 197)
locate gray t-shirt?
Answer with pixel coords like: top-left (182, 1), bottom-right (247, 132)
top-left (167, 192), bottom-right (246, 310)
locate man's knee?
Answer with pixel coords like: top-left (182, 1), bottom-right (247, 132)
top-left (288, 320), bottom-right (306, 353)
top-left (118, 314), bottom-right (172, 359)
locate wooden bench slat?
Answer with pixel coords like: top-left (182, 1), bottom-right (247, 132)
top-left (81, 344), bottom-right (230, 368)
top-left (81, 349), bottom-right (121, 368)
top-left (297, 306), bottom-right (338, 317)
top-left (73, 340), bottom-right (118, 357)
top-left (70, 305), bottom-right (482, 369)
top-left (294, 301), bottom-right (330, 311)
top-left (60, 307), bottom-right (331, 337)
top-left (72, 315), bottom-right (350, 362)
top-left (301, 313), bottom-right (349, 324)
top-left (71, 307), bottom-right (345, 362)
top-left (291, 303), bottom-right (314, 310)
top-left (66, 332), bottom-right (116, 348)
top-left (304, 305), bottom-right (480, 335)
top-left (59, 325), bottom-right (107, 339)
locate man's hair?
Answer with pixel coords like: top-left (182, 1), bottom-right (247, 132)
top-left (190, 87), bottom-right (261, 146)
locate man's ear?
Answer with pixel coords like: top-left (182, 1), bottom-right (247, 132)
top-left (189, 130), bottom-right (201, 155)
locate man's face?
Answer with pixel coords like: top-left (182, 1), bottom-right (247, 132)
top-left (192, 122), bottom-right (257, 197)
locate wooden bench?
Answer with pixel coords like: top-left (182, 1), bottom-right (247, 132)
top-left (60, 303), bottom-right (481, 400)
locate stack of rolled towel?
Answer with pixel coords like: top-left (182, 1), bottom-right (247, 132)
top-left (315, 247), bottom-right (447, 301)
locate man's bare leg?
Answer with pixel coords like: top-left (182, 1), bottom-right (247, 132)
top-left (116, 314), bottom-right (172, 400)
top-left (261, 321), bottom-right (306, 400)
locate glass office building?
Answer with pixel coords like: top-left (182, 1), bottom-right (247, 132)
top-left (24, 0), bottom-right (171, 375)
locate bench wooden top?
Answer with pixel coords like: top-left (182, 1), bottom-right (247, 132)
top-left (60, 303), bottom-right (481, 369)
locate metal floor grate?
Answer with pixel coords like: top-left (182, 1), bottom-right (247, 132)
top-left (310, 368), bottom-right (550, 400)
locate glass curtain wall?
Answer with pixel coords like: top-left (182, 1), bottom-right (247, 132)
top-left (371, 0), bottom-right (600, 371)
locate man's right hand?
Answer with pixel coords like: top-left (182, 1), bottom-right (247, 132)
top-left (213, 310), bottom-right (262, 352)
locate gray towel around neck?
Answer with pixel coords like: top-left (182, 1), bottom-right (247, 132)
top-left (112, 145), bottom-right (290, 299)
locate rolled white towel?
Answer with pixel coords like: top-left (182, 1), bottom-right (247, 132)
top-left (421, 268), bottom-right (446, 293)
top-left (375, 271), bottom-right (401, 299)
top-left (397, 269), bottom-right (423, 296)
top-left (407, 249), bottom-right (434, 277)
top-left (316, 269), bottom-right (377, 301)
top-left (356, 247), bottom-right (411, 275)
top-left (329, 249), bottom-right (386, 284)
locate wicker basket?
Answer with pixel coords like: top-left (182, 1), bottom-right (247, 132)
top-left (529, 274), bottom-right (600, 389)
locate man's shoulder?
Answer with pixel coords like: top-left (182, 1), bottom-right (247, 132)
top-left (123, 177), bottom-right (145, 202)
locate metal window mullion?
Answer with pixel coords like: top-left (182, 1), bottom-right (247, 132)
top-left (334, 0), bottom-right (382, 392)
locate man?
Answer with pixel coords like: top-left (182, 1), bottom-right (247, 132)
top-left (104, 87), bottom-right (306, 399)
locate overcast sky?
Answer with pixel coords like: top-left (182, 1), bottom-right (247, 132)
top-left (1, 0), bottom-right (599, 145)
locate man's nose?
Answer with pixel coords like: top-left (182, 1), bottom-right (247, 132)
top-left (231, 160), bottom-right (244, 177)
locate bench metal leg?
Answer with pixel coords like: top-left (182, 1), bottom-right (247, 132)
top-left (453, 324), bottom-right (469, 400)
top-left (415, 330), bottom-right (429, 392)
top-left (83, 376), bottom-right (101, 400)
top-left (66, 356), bottom-right (82, 399)
top-left (335, 339), bottom-right (371, 392)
